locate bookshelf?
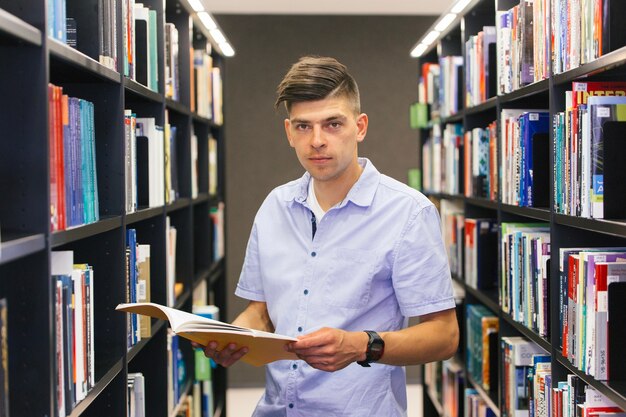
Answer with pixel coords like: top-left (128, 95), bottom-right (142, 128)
top-left (414, 0), bottom-right (626, 416)
top-left (0, 0), bottom-right (228, 415)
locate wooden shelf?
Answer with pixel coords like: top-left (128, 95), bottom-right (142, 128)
top-left (464, 96), bottom-right (498, 116)
top-left (552, 46), bottom-right (626, 86)
top-left (554, 214), bottom-right (626, 238)
top-left (0, 2), bottom-right (228, 415)
top-left (498, 79), bottom-right (549, 104)
top-left (415, 2), bottom-right (626, 416)
top-left (123, 77), bottom-right (163, 103)
top-left (466, 373), bottom-right (500, 417)
top-left (51, 215), bottom-right (122, 247)
top-left (126, 206), bottom-right (164, 225)
top-left (556, 355), bottom-right (626, 411)
top-left (48, 39), bottom-right (121, 83)
top-left (0, 8), bottom-right (41, 46)
top-left (67, 360), bottom-right (124, 417)
top-left (464, 285), bottom-right (500, 315)
top-left (500, 204), bottom-right (551, 221)
top-left (500, 312), bottom-right (551, 353)
top-left (0, 233), bottom-right (46, 265)
top-left (465, 197), bottom-right (498, 210)
top-left (166, 197), bottom-right (191, 213)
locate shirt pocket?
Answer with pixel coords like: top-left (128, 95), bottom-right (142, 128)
top-left (323, 247), bottom-right (377, 309)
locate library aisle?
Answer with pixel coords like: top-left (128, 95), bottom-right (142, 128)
top-left (226, 384), bottom-right (424, 417)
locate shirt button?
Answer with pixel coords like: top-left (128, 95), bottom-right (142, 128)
top-left (297, 326), bottom-right (303, 332)
top-left (303, 289), bottom-right (309, 295)
top-left (292, 363), bottom-right (298, 370)
top-left (311, 251), bottom-right (316, 257)
top-left (289, 403), bottom-right (294, 409)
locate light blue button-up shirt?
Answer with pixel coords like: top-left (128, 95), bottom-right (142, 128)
top-left (236, 158), bottom-right (455, 417)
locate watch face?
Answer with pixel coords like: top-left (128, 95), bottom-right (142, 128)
top-left (366, 331), bottom-right (384, 362)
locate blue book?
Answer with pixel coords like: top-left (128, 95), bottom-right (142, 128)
top-left (520, 112), bottom-right (549, 207)
top-left (126, 229), bottom-right (138, 344)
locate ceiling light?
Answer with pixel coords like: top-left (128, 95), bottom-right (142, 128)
top-left (451, 0), bottom-right (473, 13)
top-left (219, 43), bottom-right (235, 57)
top-left (209, 28), bottom-right (227, 45)
top-left (197, 12), bottom-right (217, 30)
top-left (422, 30), bottom-right (440, 46)
top-left (435, 13), bottom-right (457, 32)
top-left (410, 44), bottom-right (429, 58)
top-left (187, 0), bottom-right (204, 12)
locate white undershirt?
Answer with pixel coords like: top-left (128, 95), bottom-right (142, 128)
top-left (307, 178), bottom-right (326, 221)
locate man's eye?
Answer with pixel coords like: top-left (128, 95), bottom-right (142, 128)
top-left (296, 124), bottom-right (310, 130)
top-left (329, 122), bottom-right (341, 129)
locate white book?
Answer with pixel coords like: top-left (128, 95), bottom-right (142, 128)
top-left (72, 268), bottom-right (86, 402)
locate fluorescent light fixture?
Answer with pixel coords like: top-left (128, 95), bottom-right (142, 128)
top-left (219, 42), bottom-right (235, 57)
top-left (435, 13), bottom-right (457, 32)
top-left (187, 0), bottom-right (204, 12)
top-left (410, 43), bottom-right (429, 58)
top-left (197, 12), bottom-right (217, 30)
top-left (422, 30), bottom-right (440, 46)
top-left (209, 28), bottom-right (227, 45)
top-left (451, 0), bottom-right (473, 13)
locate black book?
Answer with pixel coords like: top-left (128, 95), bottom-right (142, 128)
top-left (135, 19), bottom-right (149, 86)
top-left (136, 136), bottom-right (150, 208)
top-left (608, 281), bottom-right (626, 379)
top-left (602, 121), bottom-right (626, 219)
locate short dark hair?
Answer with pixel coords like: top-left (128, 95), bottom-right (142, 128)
top-left (275, 56), bottom-right (361, 114)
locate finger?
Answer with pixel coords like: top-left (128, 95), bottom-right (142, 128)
top-left (221, 346), bottom-right (249, 367)
top-left (214, 343), bottom-right (247, 367)
top-left (202, 341), bottom-right (219, 359)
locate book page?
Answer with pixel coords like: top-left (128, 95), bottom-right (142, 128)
top-left (116, 302), bottom-right (246, 332)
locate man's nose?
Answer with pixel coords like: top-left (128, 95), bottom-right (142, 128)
top-left (311, 125), bottom-right (325, 148)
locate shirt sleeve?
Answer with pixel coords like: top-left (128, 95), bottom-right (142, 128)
top-left (392, 203), bottom-right (455, 317)
top-left (234, 222), bottom-right (267, 302)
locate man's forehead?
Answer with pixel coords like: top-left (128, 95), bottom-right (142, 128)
top-left (289, 98), bottom-right (354, 121)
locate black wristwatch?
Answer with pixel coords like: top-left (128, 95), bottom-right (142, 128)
top-left (357, 330), bottom-right (385, 367)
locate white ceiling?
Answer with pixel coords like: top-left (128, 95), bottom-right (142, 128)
top-left (205, 0), bottom-right (455, 16)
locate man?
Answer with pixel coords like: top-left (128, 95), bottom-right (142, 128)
top-left (203, 56), bottom-right (459, 416)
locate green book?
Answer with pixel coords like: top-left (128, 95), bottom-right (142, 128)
top-left (407, 169), bottom-right (421, 191)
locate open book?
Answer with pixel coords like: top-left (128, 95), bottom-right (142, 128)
top-left (116, 302), bottom-right (298, 366)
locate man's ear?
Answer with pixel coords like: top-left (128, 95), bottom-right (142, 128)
top-left (284, 118), bottom-right (295, 147)
top-left (356, 113), bottom-right (368, 143)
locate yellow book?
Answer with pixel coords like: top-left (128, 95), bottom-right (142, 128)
top-left (116, 302), bottom-right (297, 366)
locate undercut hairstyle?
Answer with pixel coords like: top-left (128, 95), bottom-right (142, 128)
top-left (275, 56), bottom-right (361, 115)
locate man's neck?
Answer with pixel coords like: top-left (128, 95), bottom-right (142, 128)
top-left (313, 162), bottom-right (364, 211)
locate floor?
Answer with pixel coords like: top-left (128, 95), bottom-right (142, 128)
top-left (226, 383), bottom-right (423, 417)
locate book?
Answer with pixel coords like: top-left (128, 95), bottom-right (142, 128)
top-left (587, 97), bottom-right (626, 218)
top-left (116, 302), bottom-right (298, 366)
top-left (608, 282), bottom-right (626, 380)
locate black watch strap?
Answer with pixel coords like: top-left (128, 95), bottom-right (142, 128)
top-left (357, 330), bottom-right (385, 367)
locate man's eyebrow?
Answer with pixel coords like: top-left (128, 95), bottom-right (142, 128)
top-left (290, 114), bottom-right (347, 123)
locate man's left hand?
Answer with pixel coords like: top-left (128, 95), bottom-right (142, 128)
top-left (286, 327), bottom-right (368, 372)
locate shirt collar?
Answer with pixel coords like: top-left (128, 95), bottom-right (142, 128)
top-left (288, 157), bottom-right (380, 209)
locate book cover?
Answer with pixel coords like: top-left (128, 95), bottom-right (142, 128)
top-left (519, 112), bottom-right (549, 207)
top-left (116, 302), bottom-right (298, 366)
top-left (607, 281), bottom-right (626, 380)
top-left (601, 108), bottom-right (626, 218)
top-left (588, 97), bottom-right (626, 218)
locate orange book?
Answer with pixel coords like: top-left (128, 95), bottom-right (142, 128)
top-left (481, 316), bottom-right (499, 390)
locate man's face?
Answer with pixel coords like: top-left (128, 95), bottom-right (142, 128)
top-left (284, 95), bottom-right (368, 185)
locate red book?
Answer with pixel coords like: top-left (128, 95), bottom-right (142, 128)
top-left (571, 81), bottom-right (626, 108)
top-left (48, 84), bottom-right (58, 231)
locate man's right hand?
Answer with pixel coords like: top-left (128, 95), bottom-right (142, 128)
top-left (198, 341), bottom-right (249, 367)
